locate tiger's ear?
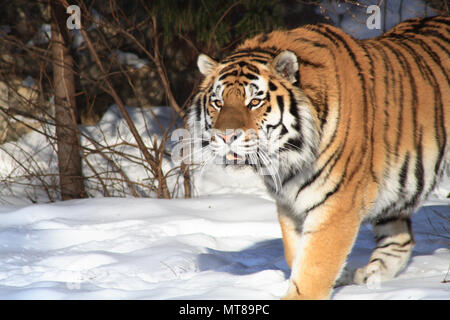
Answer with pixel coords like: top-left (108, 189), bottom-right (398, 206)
top-left (197, 54), bottom-right (218, 76)
top-left (272, 50), bottom-right (298, 83)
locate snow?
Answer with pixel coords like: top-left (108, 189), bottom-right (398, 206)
top-left (112, 50), bottom-right (149, 69)
top-left (27, 24), bottom-right (51, 46)
top-left (0, 193), bottom-right (448, 300)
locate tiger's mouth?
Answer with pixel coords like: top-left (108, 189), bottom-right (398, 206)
top-left (219, 151), bottom-right (254, 166)
top-left (225, 152), bottom-right (245, 162)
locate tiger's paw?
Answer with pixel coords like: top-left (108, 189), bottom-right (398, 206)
top-left (281, 280), bottom-right (329, 300)
top-left (281, 281), bottom-right (309, 300)
top-left (353, 263), bottom-right (383, 286)
top-left (281, 291), bottom-right (310, 300)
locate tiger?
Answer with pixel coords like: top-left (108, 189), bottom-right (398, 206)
top-left (185, 16), bottom-right (450, 299)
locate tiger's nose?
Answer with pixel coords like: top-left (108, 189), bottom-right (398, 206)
top-left (216, 130), bottom-right (243, 144)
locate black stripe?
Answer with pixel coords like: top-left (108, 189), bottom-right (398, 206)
top-left (428, 17), bottom-right (450, 26)
top-left (293, 281), bottom-right (301, 296)
top-left (379, 49), bottom-right (395, 160)
top-left (300, 83), bottom-right (320, 92)
top-left (249, 58), bottom-right (269, 64)
top-left (303, 152), bottom-right (352, 214)
top-left (421, 28), bottom-right (450, 43)
top-left (265, 94), bottom-right (286, 136)
top-left (218, 70), bottom-right (238, 81)
top-left (320, 89), bottom-right (328, 130)
top-left (379, 251), bottom-right (401, 258)
top-left (203, 94), bottom-right (210, 130)
top-left (266, 122), bottom-right (288, 139)
top-left (375, 239), bottom-right (413, 249)
top-left (374, 216), bottom-right (407, 226)
top-left (399, 152), bottom-right (410, 190)
top-left (298, 58), bottom-right (325, 69)
top-left (431, 38), bottom-right (450, 61)
top-left (276, 95), bottom-right (284, 113)
top-left (408, 129), bottom-right (425, 207)
top-left (288, 91), bottom-right (301, 132)
top-left (194, 96), bottom-right (202, 122)
top-left (295, 144), bottom-right (344, 197)
top-left (285, 137), bottom-right (303, 151)
top-left (314, 85), bottom-right (340, 154)
top-left (374, 234), bottom-right (388, 244)
top-left (221, 51), bottom-right (274, 63)
top-left (218, 64), bottom-right (236, 75)
top-left (269, 81), bottom-right (277, 91)
top-left (237, 61), bottom-right (248, 68)
top-left (245, 64), bottom-right (260, 74)
top-left (223, 52), bottom-right (272, 61)
top-left (295, 37), bottom-right (328, 48)
top-left (391, 248), bottom-right (411, 253)
top-left (232, 48), bottom-right (276, 56)
top-left (321, 121), bottom-right (351, 183)
top-left (288, 91), bottom-right (298, 116)
top-left (281, 167), bottom-right (301, 186)
top-left (202, 93), bottom-right (208, 110)
top-left (368, 258), bottom-right (386, 269)
top-left (241, 72), bottom-right (258, 81)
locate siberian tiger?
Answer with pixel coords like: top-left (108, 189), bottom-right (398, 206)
top-left (186, 16), bottom-right (450, 299)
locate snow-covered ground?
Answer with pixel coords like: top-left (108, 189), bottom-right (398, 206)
top-left (0, 188), bottom-right (448, 300)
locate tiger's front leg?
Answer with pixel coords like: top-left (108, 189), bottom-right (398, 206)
top-left (281, 202), bottom-right (361, 300)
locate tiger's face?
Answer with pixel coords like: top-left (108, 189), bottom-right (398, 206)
top-left (187, 50), bottom-right (319, 191)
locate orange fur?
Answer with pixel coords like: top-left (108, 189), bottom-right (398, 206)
top-left (277, 204), bottom-right (299, 269)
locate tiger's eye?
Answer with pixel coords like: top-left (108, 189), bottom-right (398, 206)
top-left (214, 100), bottom-right (223, 108)
top-left (250, 98), bottom-right (261, 107)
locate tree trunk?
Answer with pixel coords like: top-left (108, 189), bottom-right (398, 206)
top-left (50, 0), bottom-right (86, 200)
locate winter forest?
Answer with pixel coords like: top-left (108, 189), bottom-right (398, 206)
top-left (0, 0), bottom-right (448, 301)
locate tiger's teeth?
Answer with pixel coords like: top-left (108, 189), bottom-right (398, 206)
top-left (226, 153), bottom-right (235, 161)
top-left (226, 153), bottom-right (244, 161)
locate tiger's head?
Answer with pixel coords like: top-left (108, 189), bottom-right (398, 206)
top-left (186, 49), bottom-right (319, 192)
